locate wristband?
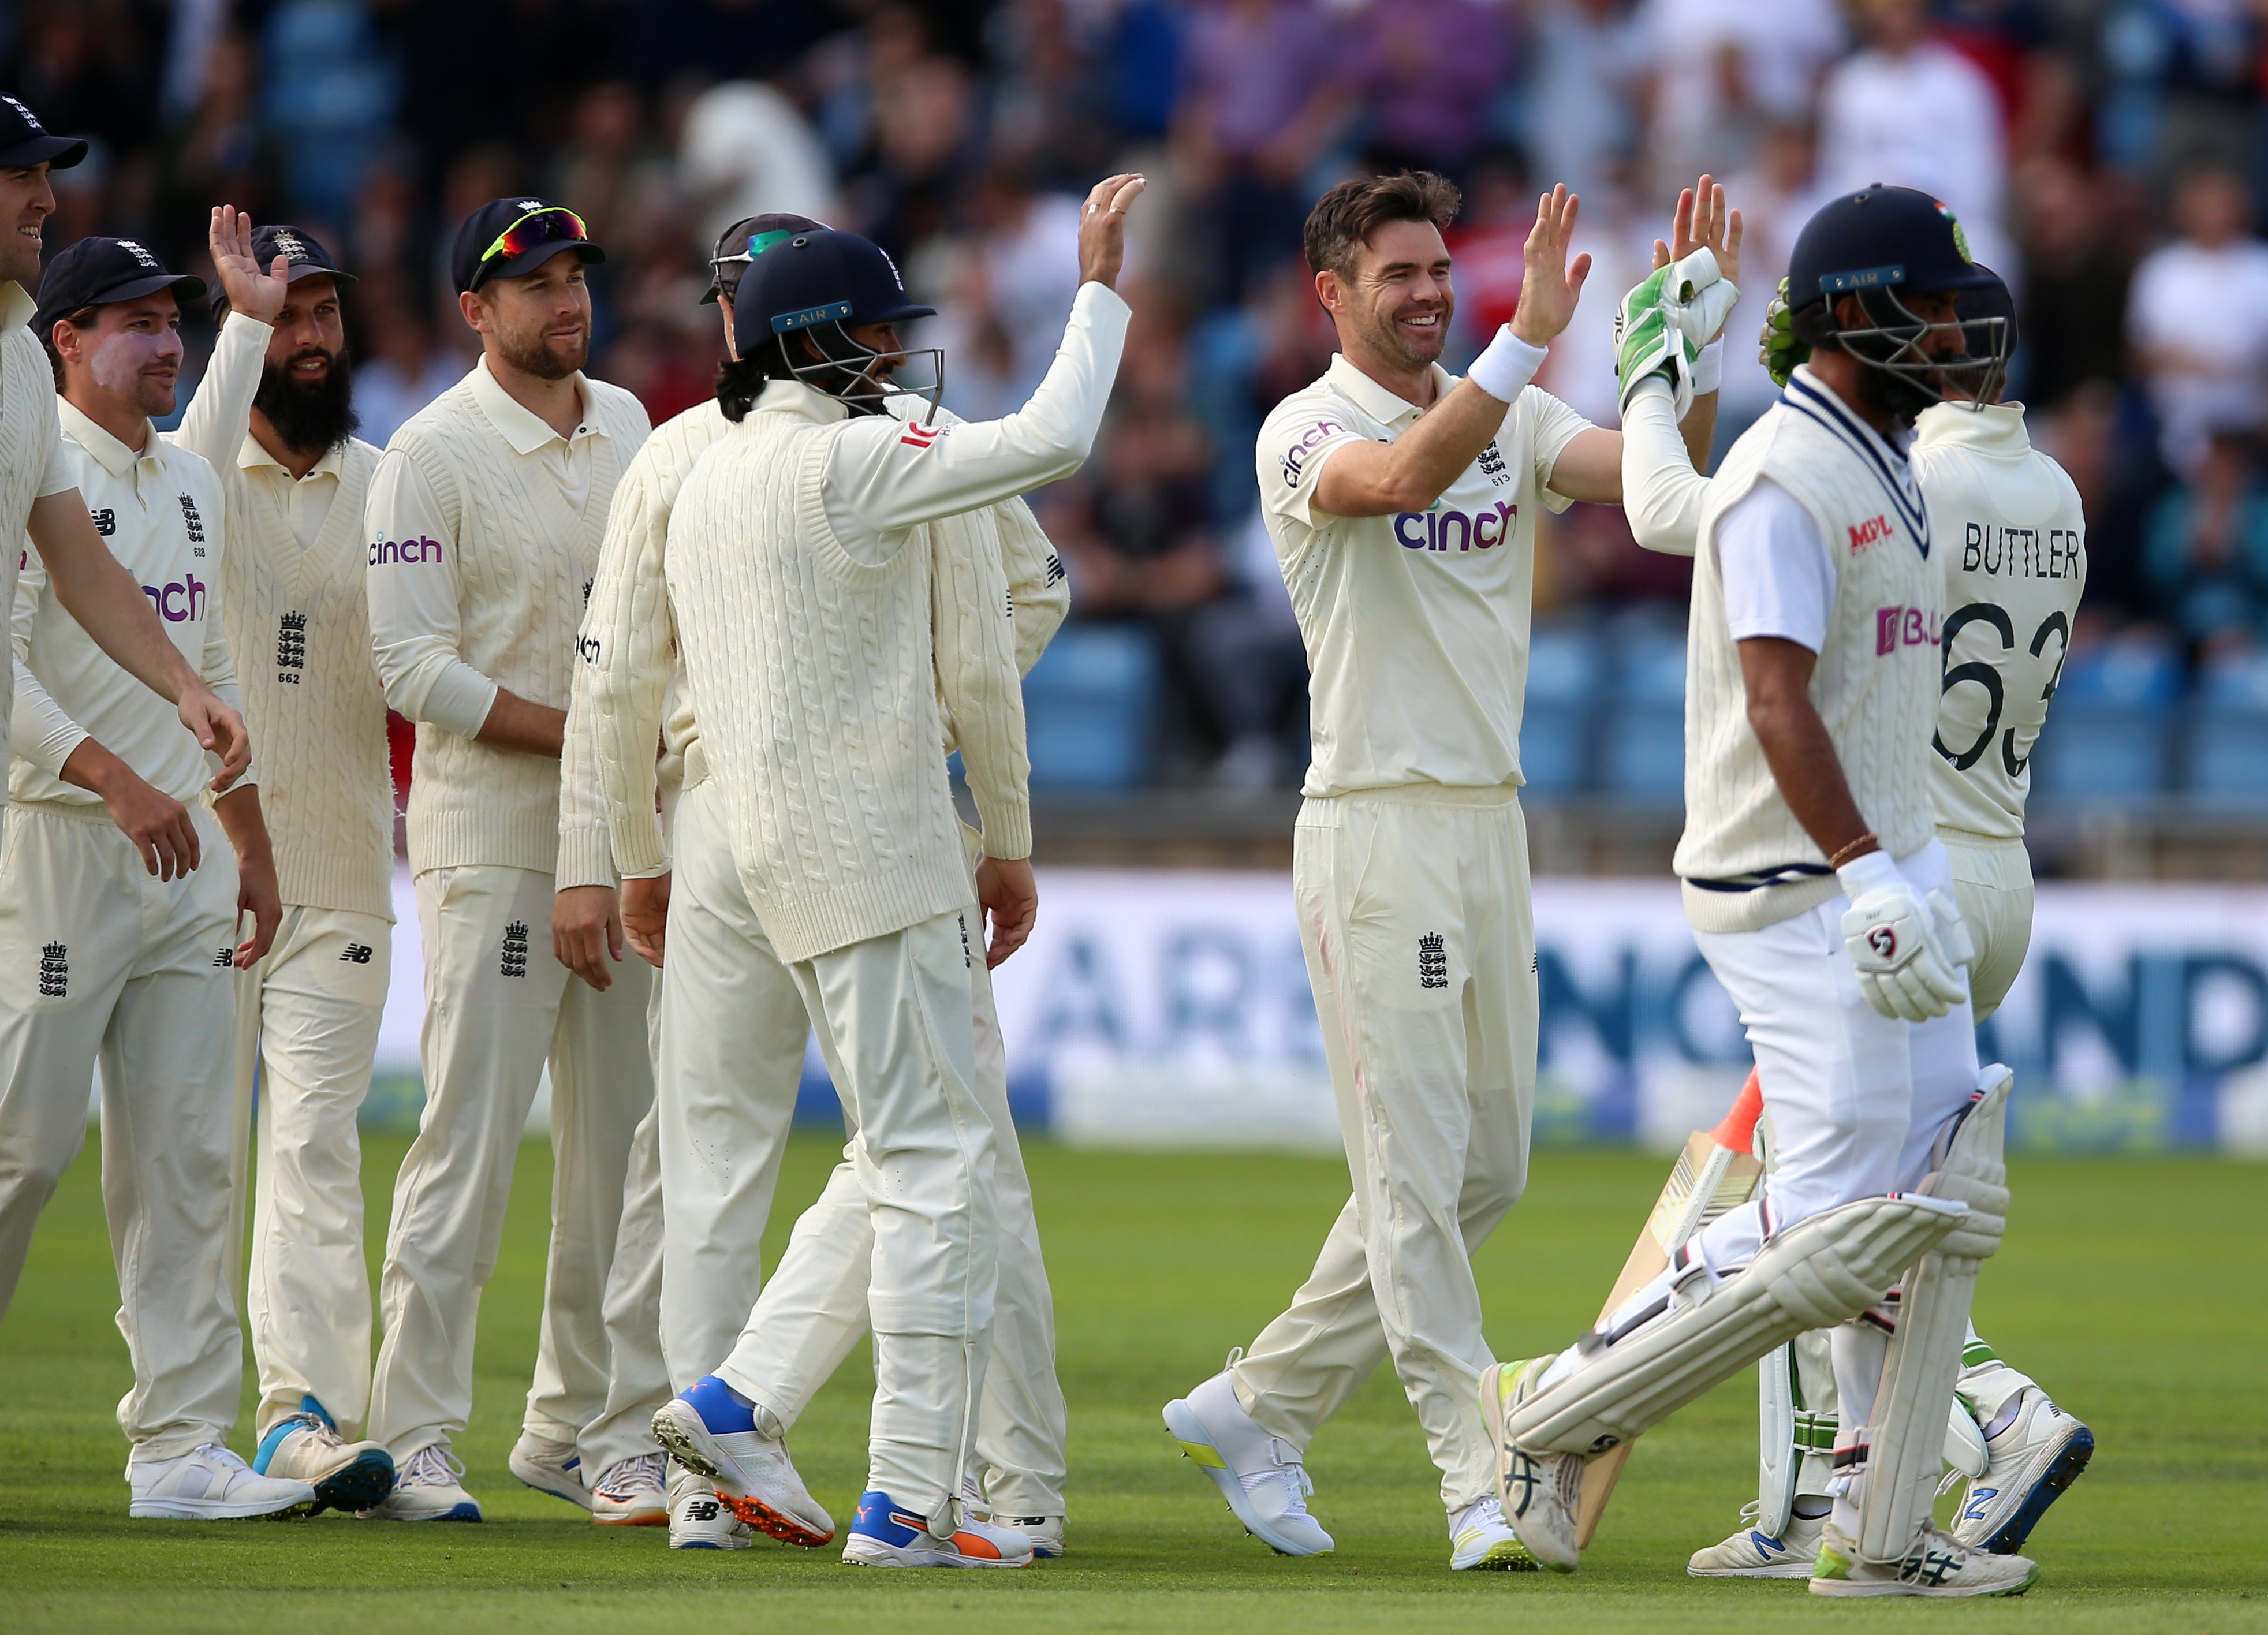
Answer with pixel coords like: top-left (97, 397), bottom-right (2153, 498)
top-left (1691, 338), bottom-right (1724, 394)
top-left (1468, 326), bottom-right (1548, 403)
top-left (1836, 848), bottom-right (1900, 901)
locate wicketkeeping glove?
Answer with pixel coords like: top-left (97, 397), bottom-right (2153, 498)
top-left (1838, 852), bottom-right (1974, 1023)
top-left (1614, 248), bottom-right (1739, 418)
top-left (1760, 274), bottom-right (1810, 389)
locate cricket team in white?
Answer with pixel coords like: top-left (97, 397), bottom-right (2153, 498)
top-left (0, 81), bottom-right (2092, 1591)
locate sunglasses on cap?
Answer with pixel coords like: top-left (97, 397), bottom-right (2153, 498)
top-left (714, 228), bottom-right (799, 278)
top-left (480, 207), bottom-right (591, 271)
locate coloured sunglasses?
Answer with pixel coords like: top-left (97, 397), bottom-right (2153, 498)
top-left (480, 207), bottom-right (590, 271)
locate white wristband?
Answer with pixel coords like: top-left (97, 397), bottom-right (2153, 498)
top-left (1836, 849), bottom-right (1901, 901)
top-left (1467, 326), bottom-right (1547, 403)
top-left (1691, 338), bottom-right (1724, 394)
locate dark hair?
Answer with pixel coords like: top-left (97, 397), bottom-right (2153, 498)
top-left (42, 306), bottom-right (100, 387)
top-left (716, 335), bottom-right (799, 422)
top-left (1303, 171), bottom-right (1463, 278)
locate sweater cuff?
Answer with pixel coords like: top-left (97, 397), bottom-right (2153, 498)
top-left (607, 812), bottom-right (669, 879)
top-left (555, 822), bottom-right (617, 891)
top-left (976, 797), bottom-right (1032, 863)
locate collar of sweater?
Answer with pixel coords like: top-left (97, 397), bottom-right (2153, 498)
top-left (469, 353), bottom-right (600, 453)
top-left (752, 377), bottom-right (852, 424)
top-left (1912, 400), bottom-right (2031, 460)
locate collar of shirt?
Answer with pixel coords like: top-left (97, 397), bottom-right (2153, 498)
top-left (238, 431), bottom-right (345, 484)
top-left (1912, 399), bottom-right (2030, 460)
top-left (1325, 351), bottom-right (1456, 430)
top-left (468, 353), bottom-right (601, 455)
top-left (752, 377), bottom-right (851, 424)
top-left (1786, 363), bottom-right (1913, 471)
top-left (57, 394), bottom-right (164, 482)
top-left (0, 280), bottom-right (31, 331)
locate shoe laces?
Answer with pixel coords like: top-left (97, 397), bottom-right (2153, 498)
top-left (1239, 1436), bottom-right (1315, 1515)
top-left (600, 1451), bottom-right (666, 1496)
top-left (285, 1412), bottom-right (346, 1450)
top-left (400, 1443), bottom-right (466, 1488)
top-left (193, 1442), bottom-right (252, 1473)
top-left (1452, 1494), bottom-right (1508, 1537)
top-left (1936, 1466), bottom-right (1968, 1498)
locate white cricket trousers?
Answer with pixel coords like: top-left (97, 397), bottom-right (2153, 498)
top-left (715, 905), bottom-right (997, 1523)
top-left (1942, 833), bottom-right (2032, 1023)
top-left (240, 904), bottom-right (390, 1438)
top-left (0, 805), bottom-right (244, 1463)
top-left (1229, 786), bottom-right (1536, 1513)
top-left (367, 864), bottom-right (654, 1461)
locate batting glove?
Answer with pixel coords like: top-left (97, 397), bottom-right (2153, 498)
top-left (1837, 852), bottom-right (1972, 1022)
top-left (1614, 249), bottom-right (1739, 418)
top-left (1760, 274), bottom-right (1809, 389)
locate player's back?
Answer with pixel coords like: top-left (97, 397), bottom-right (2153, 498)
top-left (1911, 401), bottom-right (2086, 843)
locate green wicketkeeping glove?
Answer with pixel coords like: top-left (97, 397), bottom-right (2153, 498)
top-left (1614, 248), bottom-right (1739, 417)
top-left (1762, 274), bottom-right (1810, 389)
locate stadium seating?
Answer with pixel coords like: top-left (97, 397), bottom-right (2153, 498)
top-left (1022, 625), bottom-right (1161, 791)
top-left (2030, 634), bottom-right (2181, 804)
top-left (2184, 652), bottom-right (2268, 808)
top-left (1519, 625), bottom-right (1601, 794)
top-left (1599, 625), bottom-right (1688, 802)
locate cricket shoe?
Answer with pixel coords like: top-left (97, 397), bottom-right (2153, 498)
top-left (360, 1441), bottom-right (481, 1522)
top-left (1688, 1503), bottom-right (1824, 1577)
top-left (960, 1477), bottom-right (1062, 1559)
top-left (1162, 1360), bottom-right (1333, 1556)
top-left (1952, 1388), bottom-right (2094, 1555)
top-left (590, 1450), bottom-right (668, 1526)
top-left (651, 1375), bottom-right (834, 1546)
top-left (128, 1443), bottom-right (318, 1520)
top-left (1449, 1494), bottom-right (1538, 1571)
top-left (1811, 1520), bottom-right (2038, 1597)
top-left (668, 1461), bottom-right (751, 1550)
top-left (1478, 1356), bottom-right (1583, 1572)
top-left (252, 1395), bottom-right (395, 1515)
top-left (508, 1429), bottom-right (590, 1510)
top-left (841, 1490), bottom-right (1033, 1568)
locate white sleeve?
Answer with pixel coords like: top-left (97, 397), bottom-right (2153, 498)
top-left (33, 397), bottom-right (72, 499)
top-left (1717, 479), bottom-right (1837, 652)
top-left (1620, 378), bottom-right (1704, 556)
top-left (1527, 385), bottom-right (1596, 513)
top-left (363, 446), bottom-right (499, 737)
top-left (8, 540), bottom-right (85, 778)
top-left (169, 312), bottom-right (269, 472)
top-left (820, 282), bottom-right (1131, 563)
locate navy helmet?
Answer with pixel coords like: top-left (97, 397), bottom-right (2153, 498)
top-left (732, 228), bottom-right (939, 416)
top-left (1787, 184), bottom-right (2007, 418)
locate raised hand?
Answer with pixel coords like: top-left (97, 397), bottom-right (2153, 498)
top-left (1510, 184), bottom-right (1591, 348)
top-left (208, 204), bottom-right (290, 325)
top-left (1077, 173), bottom-right (1147, 290)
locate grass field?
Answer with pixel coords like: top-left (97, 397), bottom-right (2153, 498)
top-left (2, 1132), bottom-right (2262, 1634)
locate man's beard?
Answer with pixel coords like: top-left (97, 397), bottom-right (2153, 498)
top-left (256, 346), bottom-right (360, 455)
top-left (1360, 303), bottom-right (1448, 373)
top-left (500, 324), bottom-right (588, 382)
top-left (1851, 351), bottom-right (1945, 427)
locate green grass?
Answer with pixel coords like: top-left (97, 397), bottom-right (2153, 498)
top-left (2, 1134), bottom-right (2263, 1633)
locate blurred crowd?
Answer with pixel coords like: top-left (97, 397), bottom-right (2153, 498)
top-left (16, 0), bottom-right (2268, 792)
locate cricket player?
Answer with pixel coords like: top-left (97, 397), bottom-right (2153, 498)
top-left (572, 217), bottom-right (1075, 1551)
top-left (1482, 185), bottom-right (2038, 1597)
top-left (1160, 171), bottom-right (1726, 1573)
top-left (1617, 265), bottom-right (2094, 1575)
top-left (165, 209), bottom-right (397, 1517)
top-left (0, 236), bottom-right (300, 1518)
top-left (642, 175), bottom-right (1141, 1568)
top-left (362, 196), bottom-right (654, 1521)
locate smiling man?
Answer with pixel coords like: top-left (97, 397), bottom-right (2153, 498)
top-left (1161, 170), bottom-right (1725, 1573)
top-left (361, 195), bottom-right (654, 1522)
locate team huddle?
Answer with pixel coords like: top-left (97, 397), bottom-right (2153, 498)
top-left (0, 80), bottom-right (2088, 1591)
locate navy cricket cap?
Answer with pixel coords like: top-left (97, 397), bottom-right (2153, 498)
top-left (731, 228), bottom-right (934, 337)
top-left (703, 212), bottom-right (826, 304)
top-left (34, 237), bottom-right (206, 336)
top-left (450, 196), bottom-right (605, 294)
top-left (1786, 184), bottom-right (1999, 315)
top-left (0, 94), bottom-right (85, 170)
top-left (251, 223), bottom-right (356, 288)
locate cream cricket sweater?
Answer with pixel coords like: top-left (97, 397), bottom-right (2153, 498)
top-left (575, 397), bottom-right (1071, 881)
top-left (171, 313), bottom-right (394, 919)
top-left (0, 282), bottom-right (79, 774)
top-left (366, 358), bottom-right (648, 880)
top-left (1674, 369), bottom-right (1942, 933)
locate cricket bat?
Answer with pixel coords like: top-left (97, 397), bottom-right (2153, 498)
top-left (1573, 1069), bottom-right (1766, 1547)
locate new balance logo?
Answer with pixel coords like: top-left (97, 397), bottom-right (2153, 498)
top-left (213, 944), bottom-right (237, 968)
top-left (340, 943), bottom-right (374, 965)
top-left (1045, 552), bottom-right (1066, 587)
top-left (38, 941), bottom-right (66, 998)
top-left (684, 1497), bottom-right (722, 1523)
top-left (1418, 931), bottom-right (1448, 990)
top-left (501, 920), bottom-right (529, 979)
top-left (89, 507), bottom-right (115, 536)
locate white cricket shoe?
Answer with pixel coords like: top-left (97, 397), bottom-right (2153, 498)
top-left (1811, 1520), bottom-right (2038, 1597)
top-left (1688, 1503), bottom-right (1824, 1577)
top-left (1449, 1494), bottom-right (1538, 1571)
top-left (1162, 1360), bottom-right (1333, 1556)
top-left (1952, 1388), bottom-right (2094, 1554)
top-left (841, 1489), bottom-right (1033, 1568)
top-left (590, 1450), bottom-right (668, 1526)
top-left (128, 1443), bottom-right (317, 1520)
top-left (651, 1375), bottom-right (835, 1547)
top-left (1479, 1357), bottom-right (1583, 1572)
top-left (251, 1398), bottom-right (394, 1515)
top-left (509, 1429), bottom-right (590, 1510)
top-left (959, 1476), bottom-right (1063, 1559)
top-left (360, 1441), bottom-right (481, 1522)
top-left (668, 1461), bottom-right (751, 1550)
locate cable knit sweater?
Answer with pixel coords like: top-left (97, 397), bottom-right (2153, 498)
top-left (171, 312), bottom-right (394, 919)
top-left (365, 357), bottom-right (648, 880)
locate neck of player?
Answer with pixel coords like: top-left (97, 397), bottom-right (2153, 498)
top-left (1343, 329), bottom-right (1441, 412)
top-left (64, 384), bottom-right (151, 455)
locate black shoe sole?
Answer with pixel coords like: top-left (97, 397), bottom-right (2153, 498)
top-left (1984, 1426), bottom-right (2094, 1555)
top-left (314, 1450), bottom-right (398, 1517)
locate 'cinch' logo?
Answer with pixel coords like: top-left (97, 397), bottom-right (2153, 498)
top-left (370, 536), bottom-right (443, 566)
top-left (1396, 501), bottom-right (1515, 553)
top-left (143, 574), bottom-right (207, 622)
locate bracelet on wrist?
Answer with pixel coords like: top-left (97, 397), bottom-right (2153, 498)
top-left (1828, 831), bottom-right (1880, 869)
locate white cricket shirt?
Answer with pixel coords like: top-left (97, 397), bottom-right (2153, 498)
top-left (1256, 352), bottom-right (1592, 797)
